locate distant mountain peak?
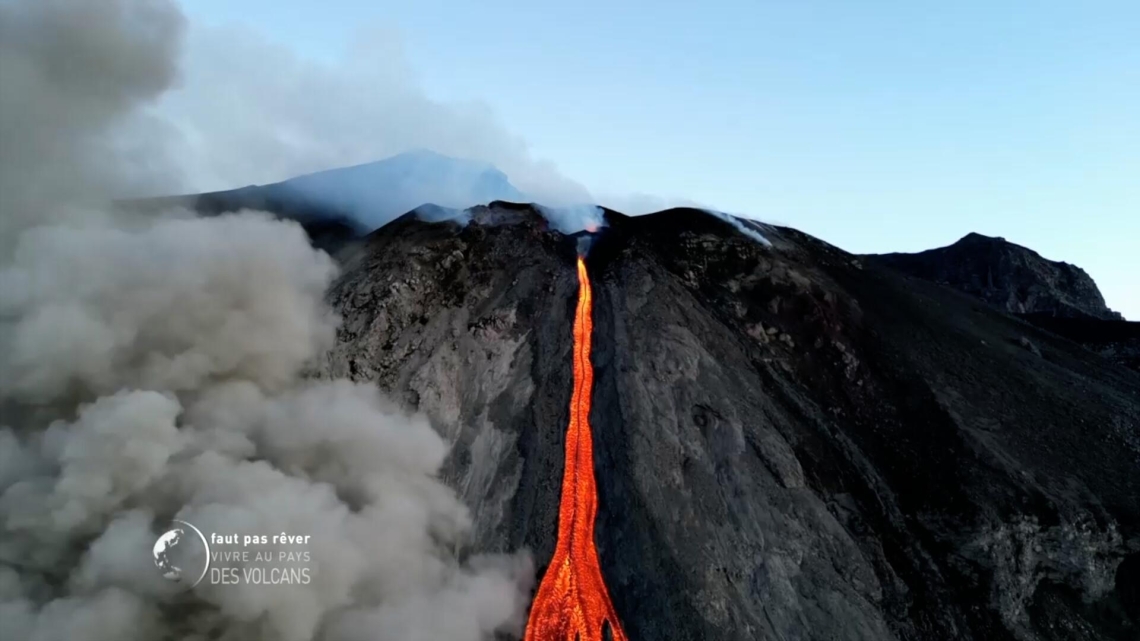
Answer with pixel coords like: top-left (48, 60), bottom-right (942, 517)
top-left (869, 233), bottom-right (1122, 320)
top-left (958, 231), bottom-right (1006, 244)
top-left (396, 147), bottom-right (493, 166)
top-left (264, 150), bottom-right (526, 229)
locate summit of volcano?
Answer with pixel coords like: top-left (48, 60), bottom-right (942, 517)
top-left (304, 201), bottom-right (1140, 641)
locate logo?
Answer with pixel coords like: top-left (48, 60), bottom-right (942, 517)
top-left (153, 519), bottom-right (211, 588)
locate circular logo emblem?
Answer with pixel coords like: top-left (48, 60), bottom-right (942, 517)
top-left (152, 519), bottom-right (211, 587)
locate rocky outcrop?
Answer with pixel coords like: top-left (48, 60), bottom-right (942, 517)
top-left (867, 232), bottom-right (1122, 320)
top-left (1017, 314), bottom-right (1140, 374)
top-left (317, 204), bottom-right (1140, 640)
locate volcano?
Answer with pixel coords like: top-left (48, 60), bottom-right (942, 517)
top-left (308, 202), bottom-right (1139, 641)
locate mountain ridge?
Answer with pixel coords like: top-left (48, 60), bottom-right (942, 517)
top-left (316, 202), bottom-right (1139, 640)
top-left (867, 232), bottom-right (1122, 320)
top-left (145, 159), bottom-right (1122, 329)
top-left (272, 149), bottom-right (525, 228)
top-left (144, 150), bottom-right (528, 236)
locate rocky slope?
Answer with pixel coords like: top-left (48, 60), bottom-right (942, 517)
top-left (867, 232), bottom-right (1122, 320)
top-left (313, 204), bottom-right (1139, 641)
top-left (1016, 314), bottom-right (1140, 374)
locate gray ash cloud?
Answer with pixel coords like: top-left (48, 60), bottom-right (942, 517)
top-left (0, 2), bottom-right (531, 640)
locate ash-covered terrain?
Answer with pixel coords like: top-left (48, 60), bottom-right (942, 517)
top-left (305, 202), bottom-right (1139, 641)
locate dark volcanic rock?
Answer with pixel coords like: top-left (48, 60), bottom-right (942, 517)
top-left (867, 232), bottom-right (1123, 320)
top-left (863, 232), bottom-right (1136, 372)
top-left (318, 204), bottom-right (1140, 641)
top-left (1017, 314), bottom-right (1140, 374)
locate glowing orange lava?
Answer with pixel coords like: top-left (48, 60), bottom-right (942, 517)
top-left (524, 256), bottom-right (628, 641)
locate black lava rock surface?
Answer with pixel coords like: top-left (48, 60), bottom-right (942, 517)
top-left (316, 205), bottom-right (1139, 641)
top-left (1017, 314), bottom-right (1140, 374)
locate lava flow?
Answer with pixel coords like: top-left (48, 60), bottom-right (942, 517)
top-left (524, 256), bottom-right (628, 641)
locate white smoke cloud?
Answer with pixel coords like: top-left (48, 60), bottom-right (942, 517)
top-left (0, 0), bottom-right (185, 240)
top-left (0, 2), bottom-right (532, 641)
top-left (703, 209), bottom-right (773, 246)
top-left (536, 204), bottom-right (606, 234)
top-left (599, 192), bottom-right (706, 216)
top-left (156, 22), bottom-right (591, 206)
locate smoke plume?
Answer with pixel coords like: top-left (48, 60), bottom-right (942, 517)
top-left (157, 22), bottom-right (590, 206)
top-left (0, 2), bottom-right (532, 640)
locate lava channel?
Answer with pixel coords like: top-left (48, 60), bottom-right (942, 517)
top-left (524, 256), bottom-right (628, 641)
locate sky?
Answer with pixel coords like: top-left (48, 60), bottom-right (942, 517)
top-left (180, 0), bottom-right (1139, 318)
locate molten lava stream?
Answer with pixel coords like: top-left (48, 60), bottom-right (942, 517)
top-left (524, 256), bottom-right (628, 641)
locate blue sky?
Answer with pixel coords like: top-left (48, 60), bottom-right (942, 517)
top-left (182, 1), bottom-right (1139, 318)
